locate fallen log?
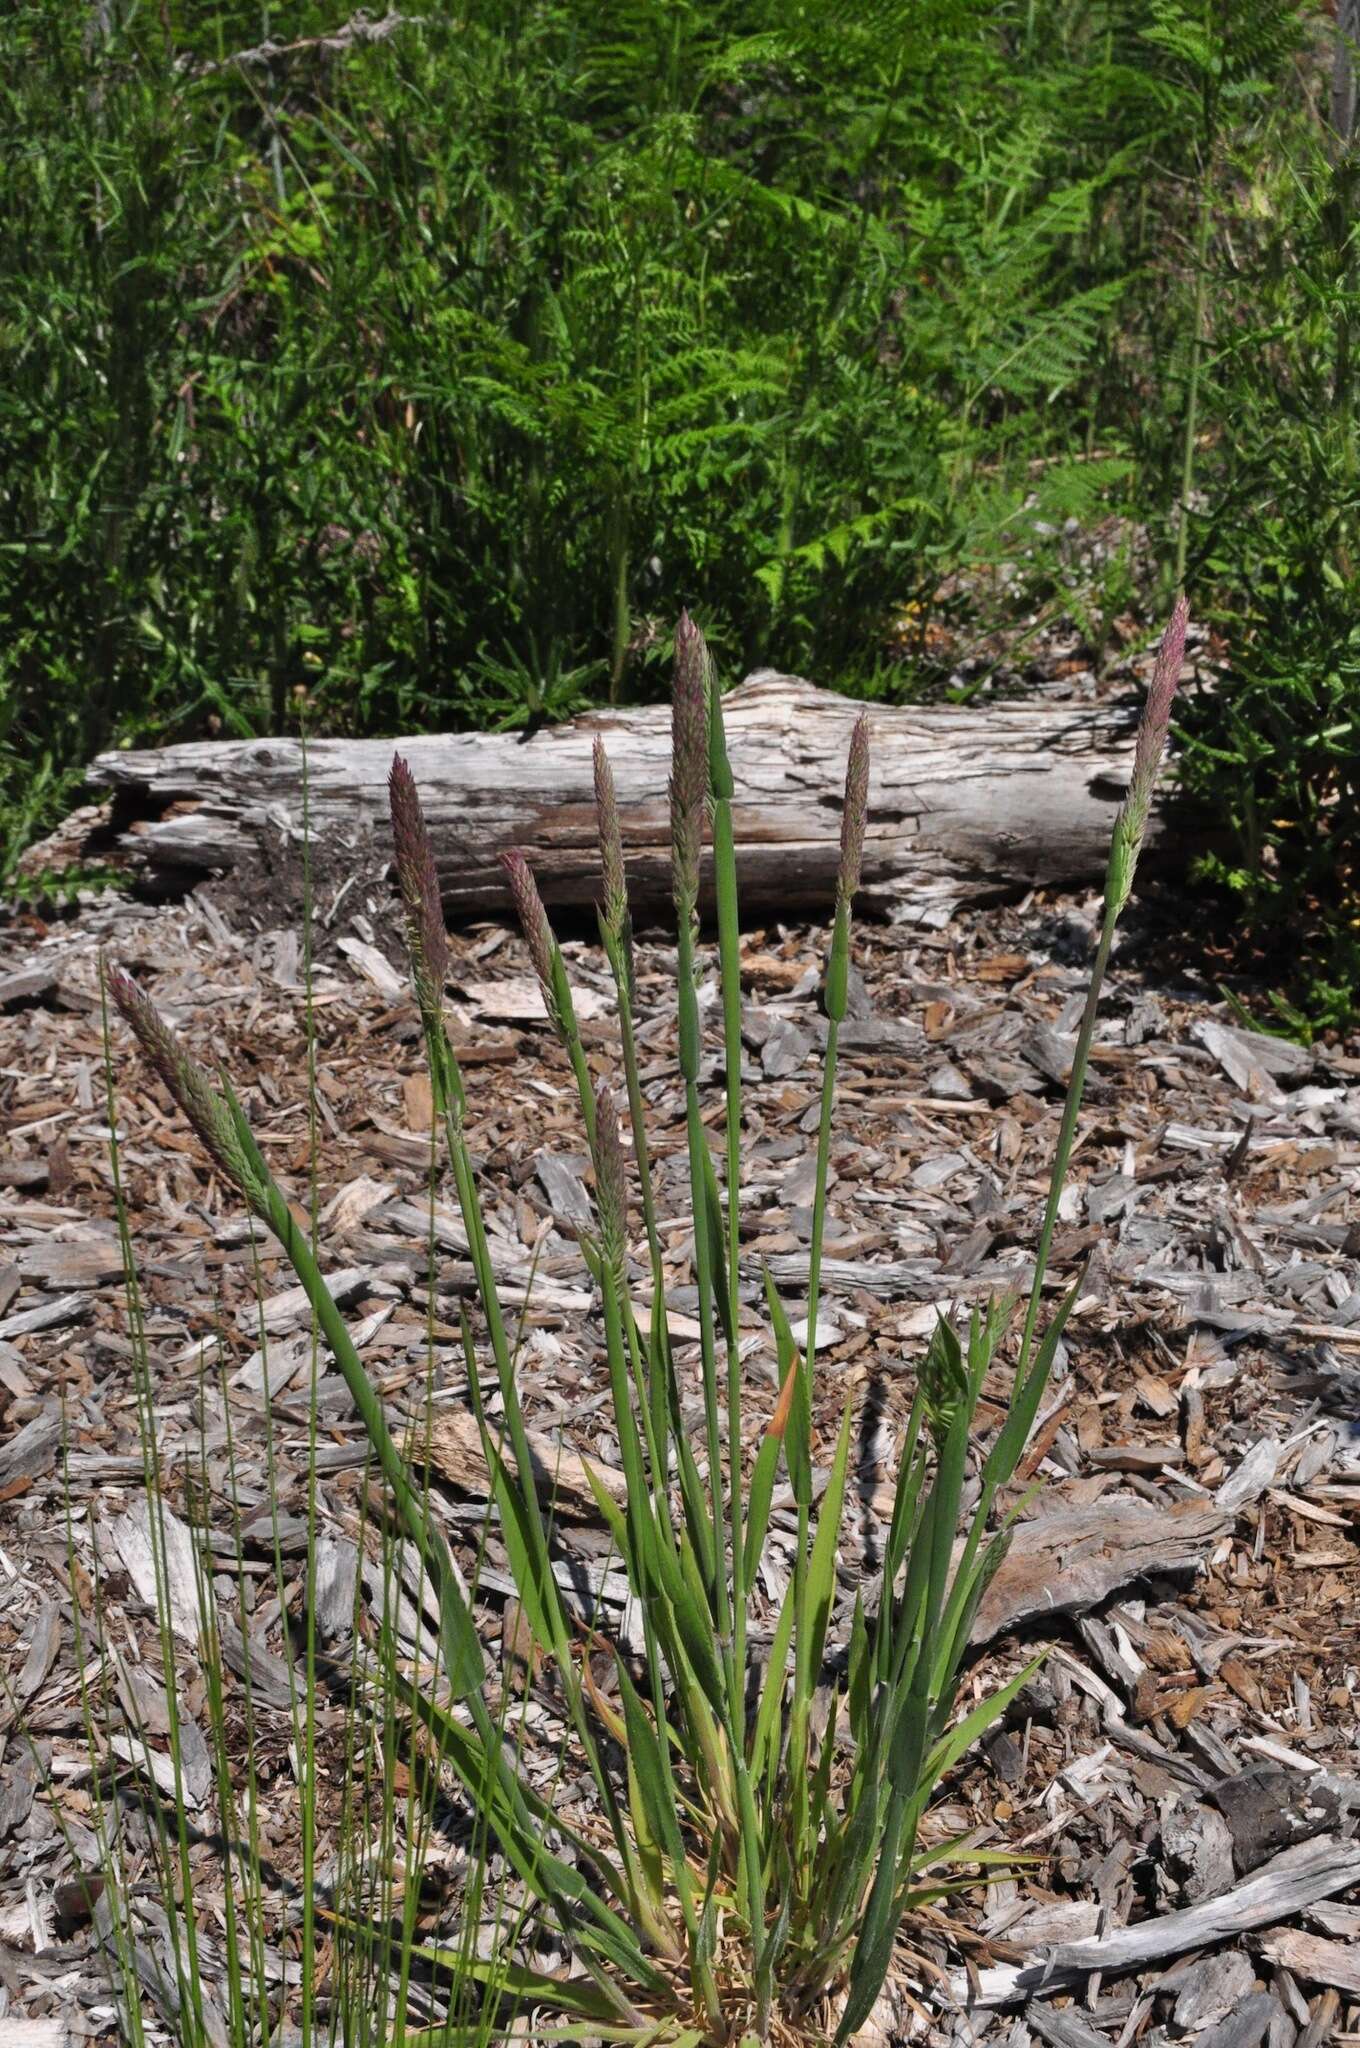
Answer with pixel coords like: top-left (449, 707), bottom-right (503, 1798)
top-left (88, 670), bottom-right (1169, 924)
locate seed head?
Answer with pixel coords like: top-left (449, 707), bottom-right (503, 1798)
top-left (1128, 593), bottom-right (1188, 816)
top-left (107, 966), bottom-right (260, 1206)
top-left (500, 847), bottom-right (557, 1004)
top-left (1108, 596), bottom-right (1189, 914)
top-left (670, 611), bottom-right (708, 922)
top-left (593, 738), bottom-right (629, 942)
top-left (592, 1085), bottom-right (629, 1279)
top-left (837, 714), bottom-right (871, 909)
top-left (388, 754), bottom-right (449, 1018)
top-left (920, 1315), bottom-right (968, 1448)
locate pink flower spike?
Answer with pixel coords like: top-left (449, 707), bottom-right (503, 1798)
top-left (593, 737), bottom-right (629, 939)
top-left (106, 965), bottom-right (255, 1200)
top-left (388, 754), bottom-right (449, 1008)
top-left (500, 847), bottom-right (556, 998)
top-left (1129, 593), bottom-right (1189, 813)
top-left (838, 713), bottom-right (871, 908)
top-left (670, 611), bottom-right (708, 918)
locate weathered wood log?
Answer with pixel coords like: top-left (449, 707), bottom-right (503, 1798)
top-left (88, 670), bottom-right (1169, 924)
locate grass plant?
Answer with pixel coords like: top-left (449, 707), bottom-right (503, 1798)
top-left (103, 599), bottom-right (1187, 2045)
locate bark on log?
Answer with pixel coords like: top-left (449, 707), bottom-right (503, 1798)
top-left (88, 670), bottom-right (1167, 925)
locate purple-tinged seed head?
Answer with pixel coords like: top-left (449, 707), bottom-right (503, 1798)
top-left (388, 754), bottom-right (449, 1013)
top-left (670, 611), bottom-right (708, 919)
top-left (1120, 596), bottom-right (1189, 854)
top-left (1107, 596), bottom-right (1189, 915)
top-left (837, 713), bottom-right (871, 908)
top-left (500, 847), bottom-right (556, 998)
top-left (107, 965), bottom-right (257, 1202)
top-left (593, 738), bottom-right (629, 940)
top-left (592, 1084), bottom-right (629, 1275)
top-left (1129, 594), bottom-right (1188, 815)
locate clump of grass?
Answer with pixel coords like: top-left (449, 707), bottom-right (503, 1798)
top-left (107, 599), bottom-right (1186, 2044)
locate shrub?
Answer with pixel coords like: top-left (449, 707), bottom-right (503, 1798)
top-left (106, 601), bottom-right (1186, 2043)
top-left (1175, 68), bottom-right (1360, 1032)
top-left (3, 0), bottom-right (1179, 875)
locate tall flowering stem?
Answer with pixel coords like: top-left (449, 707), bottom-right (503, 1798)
top-left (915, 597), bottom-right (1194, 1785)
top-left (670, 610), bottom-right (707, 968)
top-left (670, 617), bottom-right (770, 1984)
top-left (786, 711), bottom-right (871, 1871)
top-left (706, 654), bottom-right (748, 1681)
top-left (593, 737), bottom-right (671, 1453)
top-left (804, 713), bottom-right (870, 1384)
top-left (390, 767), bottom-right (648, 1922)
top-left (841, 613), bottom-right (1187, 2044)
top-left (668, 613), bottom-right (732, 1682)
top-left (584, 1075), bottom-right (713, 1997)
top-left (107, 966), bottom-right (484, 1703)
top-left (592, 1086), bottom-right (629, 1288)
top-left (386, 775), bottom-right (549, 1536)
top-left (1016, 595), bottom-right (1188, 1382)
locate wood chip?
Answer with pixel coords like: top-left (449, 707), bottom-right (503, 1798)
top-left (969, 1497), bottom-right (1230, 1644)
top-left (410, 1409), bottom-right (628, 1517)
top-left (957, 1836), bottom-right (1360, 2005)
top-left (1255, 1931), bottom-right (1360, 1998)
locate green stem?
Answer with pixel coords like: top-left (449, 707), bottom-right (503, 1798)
top-left (1013, 906), bottom-right (1117, 1387)
top-left (675, 896), bottom-right (732, 1651)
top-left (788, 894), bottom-right (852, 1870)
top-left (710, 753), bottom-right (747, 1683)
top-left (1175, 137), bottom-right (1213, 588)
top-left (604, 926), bottom-right (674, 1467)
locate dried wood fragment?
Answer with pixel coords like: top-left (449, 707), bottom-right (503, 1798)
top-left (0, 1293), bottom-right (88, 1341)
top-left (1086, 1442), bottom-right (1184, 1474)
top-left (1255, 1932), bottom-right (1360, 1998)
top-left (15, 1240), bottom-right (125, 1289)
top-left (109, 1727), bottom-right (211, 1811)
top-left (239, 1264), bottom-right (375, 1337)
top-left (1295, 1989), bottom-right (1340, 2048)
top-left (1173, 1948), bottom-right (1257, 2029)
top-left (1192, 1994), bottom-right (1280, 2048)
top-left (409, 1409), bottom-right (628, 1518)
top-left (1195, 1019), bottom-right (1313, 1091)
top-left (0, 1412), bottom-right (60, 1491)
top-left (1024, 2003), bottom-right (1110, 2048)
top-left (1161, 1798), bottom-right (1237, 1903)
top-left (108, 1496), bottom-right (204, 1647)
top-left (314, 1533), bottom-right (359, 1639)
top-left (216, 1621), bottom-right (294, 1710)
top-left (968, 1497), bottom-right (1230, 1645)
top-left (1211, 1768), bottom-right (1358, 1876)
top-left (9, 1601), bottom-right (61, 1717)
top-left (956, 1836), bottom-right (1360, 2006)
top-left (0, 1750), bottom-right (39, 1838)
top-left (1217, 1438), bottom-right (1283, 1513)
top-left (0, 965), bottom-right (60, 1010)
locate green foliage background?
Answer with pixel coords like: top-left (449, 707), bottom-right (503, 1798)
top-left (1, 0), bottom-right (1356, 1022)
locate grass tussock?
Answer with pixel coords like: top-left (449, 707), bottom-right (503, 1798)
top-left (86, 601), bottom-right (1187, 2045)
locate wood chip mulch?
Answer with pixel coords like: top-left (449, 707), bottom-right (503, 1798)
top-left (0, 856), bottom-right (1358, 2048)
